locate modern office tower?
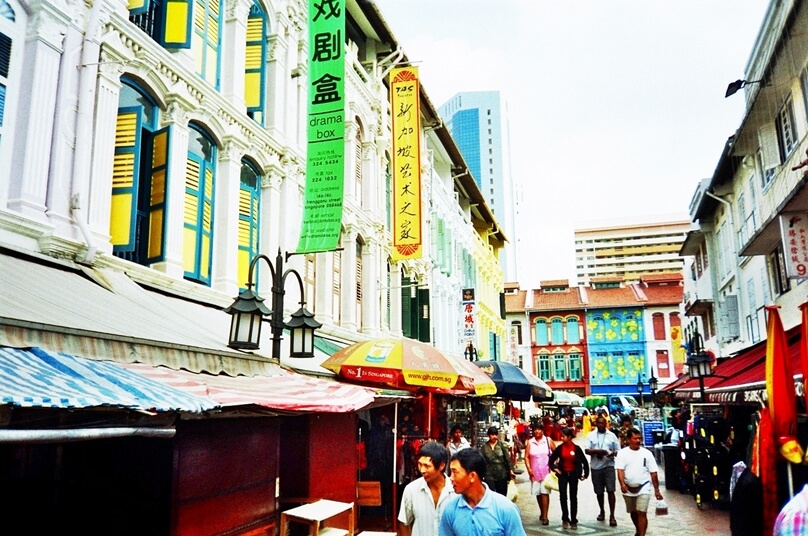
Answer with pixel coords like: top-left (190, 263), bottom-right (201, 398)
top-left (574, 215), bottom-right (690, 285)
top-left (439, 91), bottom-right (519, 281)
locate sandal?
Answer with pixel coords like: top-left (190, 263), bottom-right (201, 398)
top-left (597, 513), bottom-right (605, 521)
top-left (610, 518), bottom-right (617, 527)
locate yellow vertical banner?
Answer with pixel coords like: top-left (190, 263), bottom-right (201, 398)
top-left (390, 67), bottom-right (422, 261)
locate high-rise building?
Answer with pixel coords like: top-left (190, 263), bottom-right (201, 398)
top-left (574, 215), bottom-right (690, 285)
top-left (439, 91), bottom-right (518, 281)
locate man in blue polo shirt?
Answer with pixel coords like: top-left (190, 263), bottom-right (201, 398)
top-left (439, 448), bottom-right (526, 536)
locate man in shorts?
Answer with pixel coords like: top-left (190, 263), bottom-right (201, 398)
top-left (585, 416), bottom-right (620, 526)
top-left (615, 428), bottom-right (664, 536)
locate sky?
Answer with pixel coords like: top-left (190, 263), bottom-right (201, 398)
top-left (372, 0), bottom-right (770, 288)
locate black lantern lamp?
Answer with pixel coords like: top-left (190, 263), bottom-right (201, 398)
top-left (464, 342), bottom-right (478, 361)
top-left (685, 324), bottom-right (714, 399)
top-left (286, 306), bottom-right (322, 358)
top-left (649, 369), bottom-right (658, 406)
top-left (225, 250), bottom-right (321, 358)
top-left (637, 374), bottom-right (644, 406)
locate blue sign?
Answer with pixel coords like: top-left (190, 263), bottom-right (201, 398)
top-left (642, 420), bottom-right (664, 446)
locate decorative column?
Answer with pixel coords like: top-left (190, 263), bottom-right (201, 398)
top-left (152, 101), bottom-right (190, 279)
top-left (220, 0), bottom-right (251, 109)
top-left (260, 164), bottom-right (283, 256)
top-left (389, 264), bottom-right (403, 337)
top-left (211, 139), bottom-right (246, 296)
top-left (88, 56), bottom-right (126, 253)
top-left (7, 3), bottom-right (70, 221)
top-left (361, 234), bottom-right (381, 337)
top-left (340, 226), bottom-right (358, 332)
top-left (263, 19), bottom-right (290, 136)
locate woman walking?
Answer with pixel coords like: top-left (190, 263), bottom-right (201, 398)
top-left (548, 427), bottom-right (590, 529)
top-left (525, 423), bottom-right (555, 525)
top-left (480, 426), bottom-right (514, 495)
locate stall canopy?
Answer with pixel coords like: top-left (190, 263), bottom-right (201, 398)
top-left (121, 362), bottom-right (377, 413)
top-left (0, 346), bottom-right (217, 413)
top-left (474, 360), bottom-right (553, 401)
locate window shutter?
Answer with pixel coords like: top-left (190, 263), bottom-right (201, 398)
top-left (401, 276), bottom-right (412, 338)
top-left (237, 179), bottom-right (260, 288)
top-left (418, 288), bottom-right (430, 343)
top-left (127, 0), bottom-right (150, 16)
top-left (110, 108), bottom-right (142, 250)
top-left (147, 126), bottom-right (170, 262)
top-left (161, 0), bottom-right (192, 48)
top-left (0, 33), bottom-right (11, 78)
top-left (244, 7), bottom-right (265, 120)
top-left (183, 157), bottom-right (202, 276)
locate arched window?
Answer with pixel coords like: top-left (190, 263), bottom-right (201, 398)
top-left (355, 238), bottom-right (363, 329)
top-left (332, 248), bottom-right (342, 323)
top-left (553, 351), bottom-right (566, 381)
top-left (551, 318), bottom-right (564, 345)
top-left (192, 0), bottom-right (223, 87)
top-left (354, 120), bottom-right (363, 206)
top-left (568, 353), bottom-right (582, 381)
top-left (110, 80), bottom-right (169, 266)
top-left (566, 317), bottom-right (580, 344)
top-left (0, 0), bottom-right (19, 172)
top-left (184, 124), bottom-right (217, 284)
top-left (537, 353), bottom-right (551, 381)
top-left (304, 253), bottom-right (316, 314)
top-left (535, 319), bottom-right (548, 345)
top-left (244, 1), bottom-right (268, 124)
top-left (237, 159), bottom-right (261, 288)
top-left (652, 312), bottom-right (665, 340)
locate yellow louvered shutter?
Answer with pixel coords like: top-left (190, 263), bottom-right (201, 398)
top-left (110, 109), bottom-right (141, 249)
top-left (161, 0), bottom-right (192, 48)
top-left (183, 158), bottom-right (201, 274)
top-left (147, 127), bottom-right (170, 261)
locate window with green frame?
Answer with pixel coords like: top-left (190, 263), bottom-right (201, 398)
top-left (237, 159), bottom-right (260, 289)
top-left (551, 318), bottom-right (564, 345)
top-left (552, 352), bottom-right (566, 380)
top-left (537, 353), bottom-right (551, 381)
top-left (568, 353), bottom-right (582, 380)
top-left (192, 0), bottom-right (222, 88)
top-left (244, 2), bottom-right (267, 124)
top-left (110, 81), bottom-right (170, 266)
top-left (566, 317), bottom-right (580, 344)
top-left (183, 124), bottom-right (216, 284)
top-left (535, 319), bottom-right (548, 345)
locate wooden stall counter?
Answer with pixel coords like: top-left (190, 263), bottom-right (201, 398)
top-left (279, 499), bottom-right (354, 536)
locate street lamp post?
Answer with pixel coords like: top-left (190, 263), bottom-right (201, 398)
top-left (649, 369), bottom-right (658, 407)
top-left (225, 249), bottom-right (321, 358)
top-left (464, 342), bottom-right (477, 361)
top-left (685, 324), bottom-right (714, 400)
top-left (637, 374), bottom-right (644, 407)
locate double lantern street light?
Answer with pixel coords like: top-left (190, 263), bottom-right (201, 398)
top-left (225, 250), bottom-right (321, 359)
top-left (636, 370), bottom-right (659, 408)
top-left (684, 324), bottom-right (715, 400)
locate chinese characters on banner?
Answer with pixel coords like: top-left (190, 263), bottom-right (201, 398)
top-left (297, 0), bottom-right (345, 254)
top-left (779, 212), bottom-right (808, 278)
top-left (462, 288), bottom-right (476, 341)
top-left (390, 67), bottom-right (422, 260)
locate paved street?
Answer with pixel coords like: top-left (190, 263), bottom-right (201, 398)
top-left (513, 438), bottom-right (731, 536)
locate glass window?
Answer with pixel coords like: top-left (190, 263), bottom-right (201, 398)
top-left (535, 319), bottom-right (548, 345)
top-left (538, 354), bottom-right (551, 381)
top-left (551, 318), bottom-right (564, 345)
top-left (553, 353), bottom-right (566, 381)
top-left (568, 353), bottom-right (582, 381)
top-left (652, 313), bottom-right (665, 340)
top-left (566, 317), bottom-right (580, 344)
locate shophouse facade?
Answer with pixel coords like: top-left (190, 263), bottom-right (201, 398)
top-left (0, 0), bottom-right (505, 532)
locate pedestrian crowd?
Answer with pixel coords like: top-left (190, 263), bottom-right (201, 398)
top-left (397, 412), bottom-right (664, 536)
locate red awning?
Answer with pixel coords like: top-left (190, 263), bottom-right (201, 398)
top-left (668, 324), bottom-right (805, 405)
top-left (120, 363), bottom-right (377, 413)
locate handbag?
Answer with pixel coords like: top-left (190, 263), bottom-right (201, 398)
top-left (507, 479), bottom-right (519, 502)
top-left (655, 498), bottom-right (669, 515)
top-left (542, 471), bottom-right (559, 492)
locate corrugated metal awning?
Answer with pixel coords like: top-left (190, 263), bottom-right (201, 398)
top-left (0, 347), bottom-right (218, 413)
top-left (120, 363), bottom-right (377, 413)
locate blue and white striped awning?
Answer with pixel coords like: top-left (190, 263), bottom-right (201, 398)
top-left (0, 347), bottom-right (218, 413)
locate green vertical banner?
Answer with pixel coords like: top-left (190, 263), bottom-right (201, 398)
top-left (297, 0), bottom-right (345, 253)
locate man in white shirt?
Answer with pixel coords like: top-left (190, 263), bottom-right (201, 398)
top-left (615, 428), bottom-right (664, 536)
top-left (585, 416), bottom-right (620, 526)
top-left (398, 441), bottom-right (454, 536)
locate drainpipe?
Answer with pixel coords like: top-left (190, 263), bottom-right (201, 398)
top-left (71, 0), bottom-right (105, 264)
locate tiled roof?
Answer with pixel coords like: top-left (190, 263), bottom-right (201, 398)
top-left (540, 279), bottom-right (570, 288)
top-left (639, 272), bottom-right (683, 284)
top-left (530, 287), bottom-right (584, 310)
top-left (505, 290), bottom-right (527, 312)
top-left (642, 284), bottom-right (684, 306)
top-left (585, 286), bottom-right (645, 308)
